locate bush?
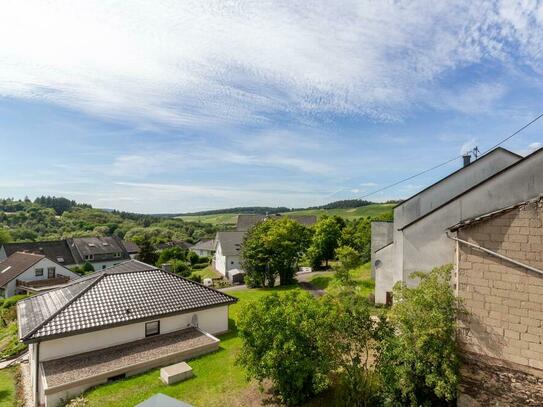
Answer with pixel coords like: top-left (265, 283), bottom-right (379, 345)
top-left (190, 262), bottom-right (208, 270)
top-left (377, 264), bottom-right (460, 405)
top-left (1, 295), bottom-right (29, 309)
top-left (188, 273), bottom-right (203, 283)
top-left (237, 291), bottom-right (329, 405)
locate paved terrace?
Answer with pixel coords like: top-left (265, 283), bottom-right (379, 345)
top-left (42, 327), bottom-right (218, 391)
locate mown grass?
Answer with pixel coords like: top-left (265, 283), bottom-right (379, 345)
top-left (178, 203), bottom-right (394, 225)
top-left (190, 265), bottom-right (222, 280)
top-left (83, 286), bottom-right (301, 407)
top-left (0, 367), bottom-right (16, 407)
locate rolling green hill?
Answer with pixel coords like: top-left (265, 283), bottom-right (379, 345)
top-left (178, 203), bottom-right (394, 225)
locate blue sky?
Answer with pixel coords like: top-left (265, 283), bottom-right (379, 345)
top-left (1, 1), bottom-right (543, 213)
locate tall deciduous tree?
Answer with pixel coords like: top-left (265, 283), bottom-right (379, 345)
top-left (377, 264), bottom-right (460, 405)
top-left (237, 291), bottom-right (330, 405)
top-left (307, 215), bottom-right (342, 268)
top-left (241, 217), bottom-right (311, 287)
top-left (138, 237), bottom-right (158, 265)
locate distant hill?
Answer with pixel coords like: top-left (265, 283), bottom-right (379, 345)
top-left (178, 202), bottom-right (397, 225)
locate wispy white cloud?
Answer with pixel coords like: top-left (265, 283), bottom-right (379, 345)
top-left (1, 1), bottom-right (542, 128)
top-left (460, 138), bottom-right (478, 155)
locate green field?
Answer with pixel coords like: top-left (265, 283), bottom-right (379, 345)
top-left (179, 203), bottom-right (394, 225)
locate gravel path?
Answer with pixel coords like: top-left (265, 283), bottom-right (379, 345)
top-left (20, 361), bottom-right (32, 407)
top-left (42, 328), bottom-right (215, 388)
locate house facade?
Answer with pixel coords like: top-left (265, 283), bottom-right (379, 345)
top-left (451, 198), bottom-right (543, 404)
top-left (0, 252), bottom-right (80, 298)
top-left (371, 147), bottom-right (524, 304)
top-left (17, 260), bottom-right (237, 407)
top-left (189, 239), bottom-right (215, 257)
top-left (213, 231), bottom-right (244, 277)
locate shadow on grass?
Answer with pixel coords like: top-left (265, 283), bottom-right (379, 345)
top-left (309, 276), bottom-right (332, 290)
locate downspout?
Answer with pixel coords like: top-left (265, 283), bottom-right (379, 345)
top-left (35, 341), bottom-right (40, 407)
top-left (446, 232), bottom-right (543, 276)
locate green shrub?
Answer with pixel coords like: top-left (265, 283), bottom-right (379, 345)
top-left (188, 273), bottom-right (203, 283)
top-left (2, 294), bottom-right (29, 309)
top-left (377, 264), bottom-right (460, 405)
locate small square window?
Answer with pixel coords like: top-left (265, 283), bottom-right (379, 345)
top-left (145, 321), bottom-right (160, 337)
top-left (35, 268), bottom-right (44, 277)
top-left (84, 254), bottom-right (94, 261)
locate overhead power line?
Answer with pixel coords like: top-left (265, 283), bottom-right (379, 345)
top-left (359, 112), bottom-right (543, 200)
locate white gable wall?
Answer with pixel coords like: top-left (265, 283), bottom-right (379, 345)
top-left (2, 258), bottom-right (80, 297)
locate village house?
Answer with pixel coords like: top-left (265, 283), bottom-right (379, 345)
top-left (0, 237), bottom-right (138, 272)
top-left (371, 147), bottom-right (524, 304)
top-left (213, 214), bottom-right (317, 280)
top-left (451, 197), bottom-right (543, 404)
top-left (17, 259), bottom-right (237, 407)
top-left (0, 252), bottom-right (80, 298)
top-left (189, 239), bottom-right (215, 257)
top-left (213, 231), bottom-right (244, 278)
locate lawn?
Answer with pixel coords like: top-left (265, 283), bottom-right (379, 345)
top-left (83, 286), bottom-right (301, 407)
top-left (0, 367), bottom-right (17, 407)
top-left (307, 262), bottom-right (373, 295)
top-left (190, 265), bottom-right (222, 280)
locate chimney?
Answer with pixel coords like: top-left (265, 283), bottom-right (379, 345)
top-left (462, 154), bottom-right (471, 167)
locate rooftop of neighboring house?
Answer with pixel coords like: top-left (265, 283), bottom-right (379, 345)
top-left (17, 266), bottom-right (238, 343)
top-left (122, 240), bottom-right (140, 254)
top-left (1, 240), bottom-right (76, 265)
top-left (67, 236), bottom-right (130, 263)
top-left (190, 239), bottom-right (215, 252)
top-left (214, 231), bottom-right (245, 256)
top-left (0, 251), bottom-right (45, 288)
top-left (103, 259), bottom-right (158, 273)
top-left (400, 147), bottom-right (543, 231)
top-left (394, 147), bottom-right (522, 230)
top-left (236, 213), bottom-right (317, 231)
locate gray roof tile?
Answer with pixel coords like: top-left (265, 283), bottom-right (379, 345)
top-left (17, 267), bottom-right (237, 342)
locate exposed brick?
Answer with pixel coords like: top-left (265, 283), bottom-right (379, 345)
top-left (521, 332), bottom-right (541, 343)
top-left (509, 323), bottom-right (528, 333)
top-left (521, 317), bottom-right (541, 327)
top-left (528, 359), bottom-right (543, 370)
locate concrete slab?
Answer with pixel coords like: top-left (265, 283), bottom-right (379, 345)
top-left (160, 362), bottom-right (193, 385)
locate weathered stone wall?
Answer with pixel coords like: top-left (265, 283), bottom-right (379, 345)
top-left (456, 200), bottom-right (543, 403)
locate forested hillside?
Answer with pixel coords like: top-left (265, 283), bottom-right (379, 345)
top-left (0, 197), bottom-right (218, 245)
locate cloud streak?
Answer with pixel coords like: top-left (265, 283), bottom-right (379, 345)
top-left (1, 1), bottom-right (543, 128)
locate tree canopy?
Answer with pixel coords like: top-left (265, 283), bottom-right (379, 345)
top-left (241, 217), bottom-right (311, 287)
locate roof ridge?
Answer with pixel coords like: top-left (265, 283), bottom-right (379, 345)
top-left (21, 272), bottom-right (106, 341)
top-left (394, 147), bottom-right (522, 210)
top-left (400, 147), bottom-right (543, 231)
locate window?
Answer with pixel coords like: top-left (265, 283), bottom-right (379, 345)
top-left (231, 261), bottom-right (234, 265)
top-left (102, 265), bottom-right (106, 270)
top-left (114, 252), bottom-right (121, 258)
top-left (145, 321), bottom-right (160, 337)
top-left (35, 268), bottom-right (44, 277)
top-left (84, 254), bottom-right (94, 261)
top-left (0, 287), bottom-right (5, 298)
top-left (47, 267), bottom-right (56, 279)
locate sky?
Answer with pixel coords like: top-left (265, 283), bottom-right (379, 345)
top-left (1, 1), bottom-right (543, 213)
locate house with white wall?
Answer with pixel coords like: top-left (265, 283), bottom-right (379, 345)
top-left (213, 231), bottom-right (244, 278)
top-left (0, 252), bottom-right (80, 298)
top-left (371, 147), bottom-right (527, 304)
top-left (17, 259), bottom-right (237, 407)
top-left (189, 239), bottom-right (215, 257)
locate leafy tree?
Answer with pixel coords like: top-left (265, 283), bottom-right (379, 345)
top-left (377, 264), bottom-right (460, 405)
top-left (333, 245), bottom-right (361, 285)
top-left (157, 247), bottom-right (187, 265)
top-left (321, 291), bottom-right (382, 406)
top-left (237, 291), bottom-right (329, 405)
top-left (307, 215), bottom-right (342, 268)
top-left (138, 237), bottom-right (158, 265)
top-left (0, 227), bottom-right (12, 244)
top-left (82, 262), bottom-right (95, 273)
top-left (241, 217), bottom-right (311, 287)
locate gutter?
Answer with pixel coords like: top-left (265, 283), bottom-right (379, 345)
top-left (446, 232), bottom-right (543, 276)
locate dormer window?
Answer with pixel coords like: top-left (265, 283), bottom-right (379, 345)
top-left (84, 254), bottom-right (94, 261)
top-left (114, 252), bottom-right (121, 258)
